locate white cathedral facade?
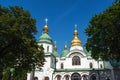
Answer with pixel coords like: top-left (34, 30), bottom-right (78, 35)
top-left (27, 20), bottom-right (120, 80)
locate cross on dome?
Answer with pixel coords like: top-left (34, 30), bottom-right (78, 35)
top-left (75, 24), bottom-right (77, 30)
top-left (54, 41), bottom-right (57, 45)
top-left (45, 18), bottom-right (48, 25)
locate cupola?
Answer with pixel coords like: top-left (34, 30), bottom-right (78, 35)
top-left (53, 45), bottom-right (59, 57)
top-left (61, 45), bottom-right (69, 57)
top-left (71, 24), bottom-right (82, 46)
top-left (37, 18), bottom-right (52, 44)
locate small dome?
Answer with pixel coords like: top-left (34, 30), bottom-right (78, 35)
top-left (53, 45), bottom-right (59, 57)
top-left (83, 47), bottom-right (91, 56)
top-left (38, 33), bottom-right (52, 44)
top-left (53, 51), bottom-right (59, 57)
top-left (37, 23), bottom-right (52, 44)
top-left (61, 45), bottom-right (69, 57)
top-left (71, 29), bottom-right (81, 46)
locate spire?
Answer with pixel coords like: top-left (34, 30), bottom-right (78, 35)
top-left (71, 24), bottom-right (82, 46)
top-left (43, 18), bottom-right (48, 33)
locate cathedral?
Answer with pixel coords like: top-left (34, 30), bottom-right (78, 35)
top-left (27, 20), bottom-right (119, 80)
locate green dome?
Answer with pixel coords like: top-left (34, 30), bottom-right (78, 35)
top-left (61, 49), bottom-right (69, 57)
top-left (37, 33), bottom-right (52, 44)
top-left (83, 47), bottom-right (91, 56)
top-left (61, 45), bottom-right (69, 57)
top-left (53, 51), bottom-right (59, 57)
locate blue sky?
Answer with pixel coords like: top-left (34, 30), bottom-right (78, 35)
top-left (0, 0), bottom-right (114, 54)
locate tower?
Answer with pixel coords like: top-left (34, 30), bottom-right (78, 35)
top-left (37, 18), bottom-right (53, 53)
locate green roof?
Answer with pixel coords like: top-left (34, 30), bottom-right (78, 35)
top-left (61, 49), bottom-right (69, 57)
top-left (37, 33), bottom-right (52, 44)
top-left (53, 51), bottom-right (59, 57)
top-left (110, 59), bottom-right (120, 67)
top-left (55, 68), bottom-right (110, 72)
top-left (83, 47), bottom-right (91, 56)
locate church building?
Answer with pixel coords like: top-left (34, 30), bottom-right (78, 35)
top-left (27, 19), bottom-right (119, 80)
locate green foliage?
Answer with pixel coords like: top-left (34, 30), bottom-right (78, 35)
top-left (2, 67), bottom-right (11, 80)
top-left (0, 5), bottom-right (45, 79)
top-left (85, 1), bottom-right (120, 61)
top-left (2, 67), bottom-right (27, 80)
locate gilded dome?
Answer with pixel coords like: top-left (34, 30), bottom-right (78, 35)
top-left (43, 25), bottom-right (48, 33)
top-left (71, 29), bottom-right (81, 46)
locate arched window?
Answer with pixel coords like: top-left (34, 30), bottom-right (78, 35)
top-left (90, 74), bottom-right (96, 80)
top-left (71, 73), bottom-right (81, 80)
top-left (34, 77), bottom-right (38, 80)
top-left (72, 56), bottom-right (80, 65)
top-left (82, 75), bottom-right (88, 80)
top-left (56, 75), bottom-right (61, 80)
top-left (89, 62), bottom-right (93, 68)
top-left (47, 46), bottom-right (49, 52)
top-left (100, 64), bottom-right (103, 68)
top-left (61, 63), bottom-right (64, 69)
top-left (64, 75), bottom-right (69, 80)
top-left (44, 77), bottom-right (49, 80)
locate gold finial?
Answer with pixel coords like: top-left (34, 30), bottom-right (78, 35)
top-left (71, 24), bottom-right (82, 46)
top-left (54, 45), bottom-right (57, 51)
top-left (43, 18), bottom-right (48, 33)
top-left (54, 41), bottom-right (57, 51)
top-left (64, 45), bottom-right (68, 50)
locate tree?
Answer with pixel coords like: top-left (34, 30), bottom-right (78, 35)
top-left (85, 1), bottom-right (120, 61)
top-left (2, 67), bottom-right (27, 80)
top-left (0, 5), bottom-right (45, 79)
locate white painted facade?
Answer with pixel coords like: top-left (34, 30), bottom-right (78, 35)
top-left (27, 24), bottom-right (120, 80)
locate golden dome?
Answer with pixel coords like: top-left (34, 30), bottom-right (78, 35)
top-left (43, 25), bottom-right (48, 33)
top-left (71, 29), bottom-right (82, 46)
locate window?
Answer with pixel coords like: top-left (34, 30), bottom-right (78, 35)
top-left (47, 46), bottom-right (49, 52)
top-left (65, 75), bottom-right (69, 80)
top-left (100, 64), bottom-right (103, 68)
top-left (89, 62), bottom-right (93, 68)
top-left (56, 75), bottom-right (61, 80)
top-left (61, 63), bottom-right (64, 69)
top-left (34, 77), bottom-right (38, 80)
top-left (90, 75), bottom-right (96, 80)
top-left (72, 56), bottom-right (80, 65)
top-left (82, 75), bottom-right (88, 80)
top-left (44, 77), bottom-right (49, 80)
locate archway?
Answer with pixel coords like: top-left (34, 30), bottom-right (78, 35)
top-left (82, 75), bottom-right (88, 80)
top-left (71, 73), bottom-right (81, 80)
top-left (44, 77), bottom-right (49, 80)
top-left (90, 74), bottom-right (96, 80)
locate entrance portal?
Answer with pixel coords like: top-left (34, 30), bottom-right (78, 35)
top-left (71, 73), bottom-right (81, 80)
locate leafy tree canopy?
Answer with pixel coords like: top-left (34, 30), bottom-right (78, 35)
top-left (0, 5), bottom-right (45, 79)
top-left (85, 1), bottom-right (120, 61)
